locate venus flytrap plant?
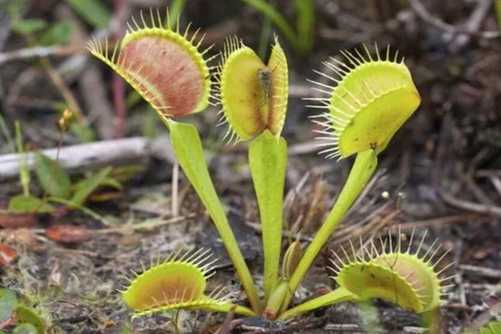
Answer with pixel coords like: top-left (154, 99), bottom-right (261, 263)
top-left (88, 7), bottom-right (451, 329)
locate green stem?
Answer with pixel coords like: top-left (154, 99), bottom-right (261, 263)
top-left (263, 280), bottom-right (289, 319)
top-left (48, 197), bottom-right (112, 226)
top-left (249, 131), bottom-right (287, 300)
top-left (202, 303), bottom-right (256, 317)
top-left (278, 287), bottom-right (358, 320)
top-left (172, 309), bottom-right (181, 334)
top-left (165, 119), bottom-right (261, 313)
top-left (422, 308), bottom-right (442, 334)
top-left (0, 113), bottom-right (15, 153)
top-left (280, 150), bottom-right (378, 312)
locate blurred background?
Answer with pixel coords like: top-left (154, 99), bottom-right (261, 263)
top-left (0, 0), bottom-right (501, 333)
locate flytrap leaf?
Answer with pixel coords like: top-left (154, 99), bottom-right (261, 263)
top-left (88, 9), bottom-right (213, 118)
top-left (122, 248), bottom-right (254, 317)
top-left (309, 45), bottom-right (421, 159)
top-left (215, 36), bottom-right (288, 143)
top-left (280, 228), bottom-right (452, 320)
top-left (332, 229), bottom-right (451, 314)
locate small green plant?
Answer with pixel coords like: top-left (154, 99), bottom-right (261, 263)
top-left (464, 320), bottom-right (501, 334)
top-left (88, 8), bottom-right (449, 331)
top-left (480, 321), bottom-right (501, 334)
top-left (7, 153), bottom-right (122, 217)
top-left (0, 288), bottom-right (47, 334)
top-left (5, 120), bottom-right (122, 221)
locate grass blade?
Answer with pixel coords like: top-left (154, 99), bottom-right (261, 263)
top-left (241, 0), bottom-right (299, 51)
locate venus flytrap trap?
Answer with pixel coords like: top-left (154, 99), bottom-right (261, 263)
top-left (88, 7), bottom-right (451, 330)
top-left (122, 248), bottom-right (254, 318)
top-left (278, 229), bottom-right (454, 322)
top-left (309, 46), bottom-right (420, 159)
top-left (89, 9), bottom-right (211, 118)
top-left (215, 35), bottom-right (288, 142)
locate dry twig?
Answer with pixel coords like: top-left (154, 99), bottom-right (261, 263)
top-left (0, 136), bottom-right (175, 180)
top-left (409, 0), bottom-right (500, 51)
top-left (0, 45), bottom-right (82, 66)
top-left (440, 190), bottom-right (501, 218)
top-left (460, 264), bottom-right (501, 279)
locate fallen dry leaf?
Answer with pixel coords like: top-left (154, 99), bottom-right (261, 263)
top-left (0, 213), bottom-right (37, 229)
top-left (0, 243), bottom-right (17, 266)
top-left (46, 225), bottom-right (93, 243)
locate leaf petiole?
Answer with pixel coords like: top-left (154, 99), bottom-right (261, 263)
top-left (164, 118), bottom-right (261, 313)
top-left (280, 149), bottom-right (378, 312)
top-left (249, 131), bottom-right (287, 300)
